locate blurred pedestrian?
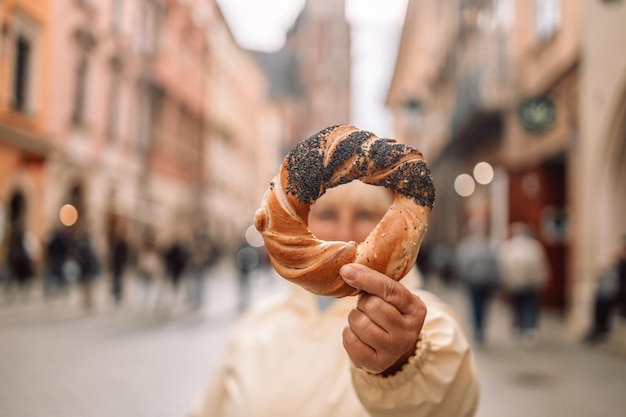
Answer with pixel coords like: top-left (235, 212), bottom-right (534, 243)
top-left (454, 220), bottom-right (500, 346)
top-left (416, 235), bottom-right (434, 285)
top-left (617, 235), bottom-right (626, 318)
top-left (136, 234), bottom-right (161, 308)
top-left (186, 234), bottom-right (218, 311)
top-left (43, 228), bottom-right (70, 298)
top-left (234, 240), bottom-right (259, 312)
top-left (4, 228), bottom-right (35, 299)
top-left (497, 222), bottom-right (550, 346)
top-left (161, 239), bottom-right (189, 311)
top-left (109, 232), bottom-right (130, 305)
top-left (74, 231), bottom-right (100, 310)
top-left (431, 243), bottom-right (455, 286)
top-left (584, 236), bottom-right (626, 344)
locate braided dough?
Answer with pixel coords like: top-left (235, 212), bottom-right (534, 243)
top-left (254, 125), bottom-right (435, 297)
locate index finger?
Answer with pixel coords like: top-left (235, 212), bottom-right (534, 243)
top-left (340, 263), bottom-right (417, 315)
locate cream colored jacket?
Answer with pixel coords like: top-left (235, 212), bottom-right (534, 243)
top-left (190, 270), bottom-right (478, 417)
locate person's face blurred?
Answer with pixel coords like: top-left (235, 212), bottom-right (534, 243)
top-left (308, 182), bottom-right (393, 243)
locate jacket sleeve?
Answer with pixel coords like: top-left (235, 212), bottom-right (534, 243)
top-left (188, 355), bottom-right (231, 417)
top-left (188, 331), bottom-right (249, 417)
top-left (350, 293), bottom-right (479, 417)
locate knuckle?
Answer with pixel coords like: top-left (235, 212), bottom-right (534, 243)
top-left (358, 294), bottom-right (383, 313)
top-left (350, 349), bottom-right (370, 370)
top-left (383, 281), bottom-right (399, 301)
top-left (356, 293), bottom-right (372, 309)
top-left (407, 293), bottom-right (427, 316)
top-left (348, 308), bottom-right (368, 329)
top-left (391, 317), bottom-right (421, 343)
top-left (342, 325), bottom-right (355, 343)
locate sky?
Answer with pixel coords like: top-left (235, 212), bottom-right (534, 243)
top-left (216, 0), bottom-right (408, 138)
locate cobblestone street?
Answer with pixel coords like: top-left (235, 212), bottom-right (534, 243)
top-left (2, 260), bottom-right (626, 417)
top-left (430, 278), bottom-right (626, 417)
top-left (0, 260), bottom-right (289, 417)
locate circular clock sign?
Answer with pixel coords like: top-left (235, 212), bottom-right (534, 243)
top-left (517, 95), bottom-right (556, 134)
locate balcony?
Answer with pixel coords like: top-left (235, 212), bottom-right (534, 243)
top-left (444, 69), bottom-right (503, 159)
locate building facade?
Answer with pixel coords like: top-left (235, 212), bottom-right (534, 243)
top-left (217, 0), bottom-right (354, 247)
top-left (201, 0), bottom-right (279, 250)
top-left (46, 0), bottom-right (164, 257)
top-left (573, 0), bottom-right (626, 338)
top-left (291, 0), bottom-right (351, 137)
top-left (139, 0), bottom-right (209, 246)
top-left (0, 0), bottom-right (284, 274)
top-left (0, 0), bottom-right (50, 268)
top-left (387, 0), bottom-right (625, 341)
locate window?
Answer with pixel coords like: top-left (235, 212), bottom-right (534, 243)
top-left (135, 84), bottom-right (160, 151)
top-left (71, 26), bottom-right (96, 127)
top-left (136, 88), bottom-right (151, 150)
top-left (12, 36), bottom-right (30, 111)
top-left (111, 0), bottom-right (123, 33)
top-left (9, 12), bottom-right (39, 114)
top-left (106, 66), bottom-right (121, 140)
top-left (535, 0), bottom-right (560, 42)
top-left (72, 55), bottom-right (89, 125)
top-left (137, 0), bottom-right (160, 55)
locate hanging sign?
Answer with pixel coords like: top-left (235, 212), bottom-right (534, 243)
top-left (517, 95), bottom-right (556, 134)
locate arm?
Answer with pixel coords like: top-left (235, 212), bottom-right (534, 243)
top-left (188, 356), bottom-right (232, 417)
top-left (341, 264), bottom-right (479, 417)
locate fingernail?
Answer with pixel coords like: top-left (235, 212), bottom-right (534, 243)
top-left (340, 264), bottom-right (357, 281)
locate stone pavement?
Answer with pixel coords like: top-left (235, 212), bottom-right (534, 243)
top-left (0, 259), bottom-right (289, 417)
top-left (425, 277), bottom-right (626, 417)
top-left (1, 260), bottom-right (626, 417)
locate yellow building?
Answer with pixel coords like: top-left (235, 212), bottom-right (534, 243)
top-left (0, 0), bottom-right (50, 269)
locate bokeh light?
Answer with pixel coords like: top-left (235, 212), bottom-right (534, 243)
top-left (245, 224), bottom-right (265, 247)
top-left (454, 174), bottom-right (476, 197)
top-left (473, 161), bottom-right (495, 185)
top-left (59, 204), bottom-right (78, 226)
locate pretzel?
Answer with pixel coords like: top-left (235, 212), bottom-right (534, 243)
top-left (254, 125), bottom-right (435, 297)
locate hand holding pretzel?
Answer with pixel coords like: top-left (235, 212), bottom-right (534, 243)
top-left (340, 263), bottom-right (427, 376)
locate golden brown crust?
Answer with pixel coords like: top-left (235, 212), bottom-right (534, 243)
top-left (254, 125), bottom-right (435, 297)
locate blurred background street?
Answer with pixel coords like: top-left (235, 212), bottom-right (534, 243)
top-left (1, 0), bottom-right (626, 415)
top-left (2, 263), bottom-right (626, 417)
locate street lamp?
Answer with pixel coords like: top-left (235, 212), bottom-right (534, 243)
top-left (473, 161), bottom-right (494, 185)
top-left (59, 204), bottom-right (78, 227)
top-left (454, 174), bottom-right (476, 197)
